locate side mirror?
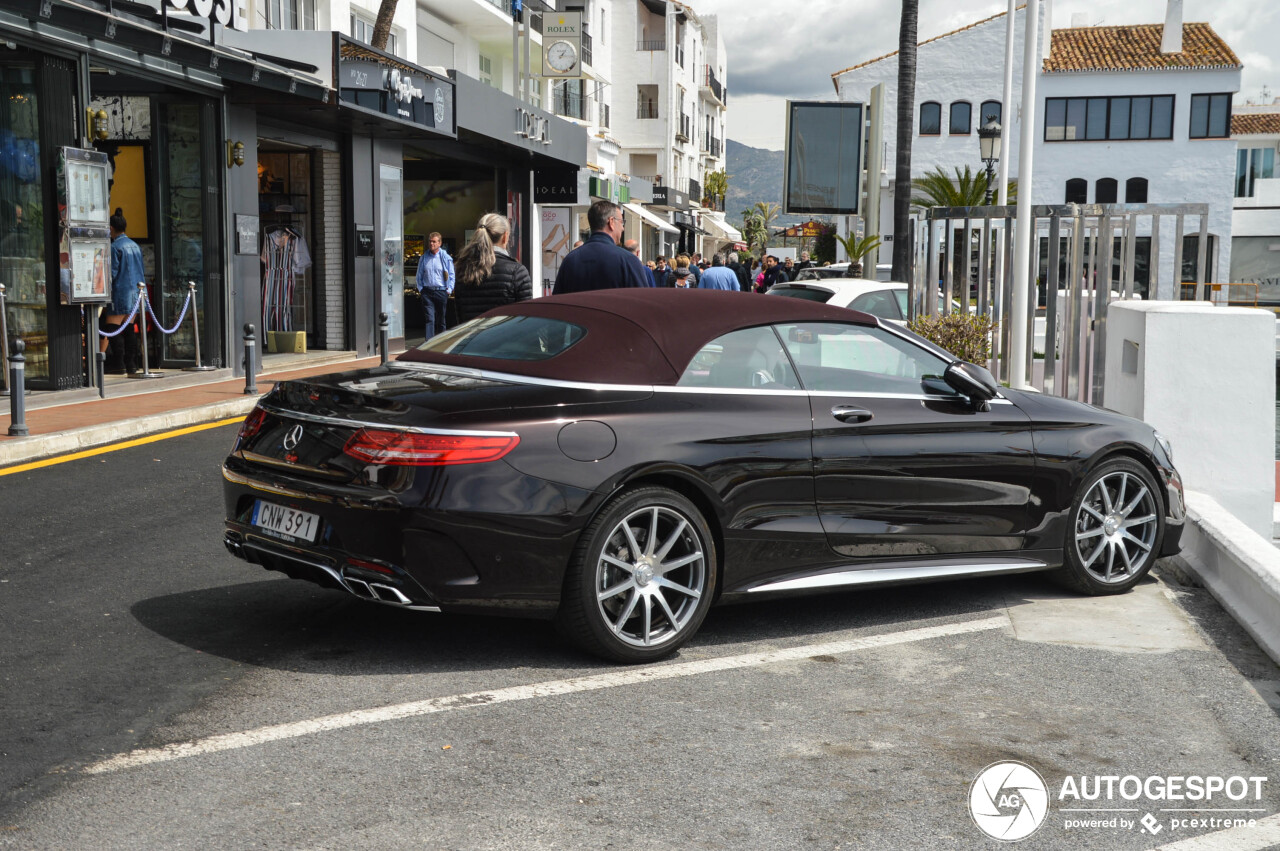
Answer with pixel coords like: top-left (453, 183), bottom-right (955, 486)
top-left (944, 361), bottom-right (998, 411)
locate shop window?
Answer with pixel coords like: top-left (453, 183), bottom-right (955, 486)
top-left (0, 64), bottom-right (47, 382)
top-left (1065, 178), bottom-right (1087, 204)
top-left (919, 102), bottom-right (941, 136)
top-left (258, 149), bottom-right (315, 351)
top-left (1125, 177), bottom-right (1148, 203)
top-left (1095, 177), bottom-right (1118, 204)
top-left (949, 101), bottom-right (971, 135)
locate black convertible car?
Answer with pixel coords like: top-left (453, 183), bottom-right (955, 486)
top-left (223, 289), bottom-right (1183, 662)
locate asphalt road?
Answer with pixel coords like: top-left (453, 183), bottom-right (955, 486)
top-left (2, 423), bottom-right (1280, 849)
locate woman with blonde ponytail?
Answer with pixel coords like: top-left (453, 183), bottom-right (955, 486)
top-left (453, 212), bottom-right (533, 323)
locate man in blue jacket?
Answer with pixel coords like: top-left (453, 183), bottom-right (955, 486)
top-left (697, 253), bottom-right (740, 290)
top-left (416, 232), bottom-right (455, 338)
top-left (553, 201), bottom-right (651, 294)
top-left (102, 208), bottom-right (146, 373)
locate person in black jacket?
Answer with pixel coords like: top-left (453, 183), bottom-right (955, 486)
top-left (453, 213), bottom-right (533, 324)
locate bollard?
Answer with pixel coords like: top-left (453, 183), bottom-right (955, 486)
top-left (0, 282), bottom-right (9, 398)
top-left (243, 323), bottom-right (258, 395)
top-left (378, 312), bottom-right (389, 366)
top-left (183, 281), bottom-right (216, 371)
top-left (132, 282), bottom-right (160, 379)
top-left (96, 351), bottom-right (106, 399)
top-left (8, 339), bottom-right (28, 436)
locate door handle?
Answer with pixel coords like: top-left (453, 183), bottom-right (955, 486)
top-left (831, 405), bottom-right (873, 424)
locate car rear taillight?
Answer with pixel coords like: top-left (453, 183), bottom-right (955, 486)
top-left (342, 428), bottom-right (520, 466)
top-left (238, 407), bottom-right (268, 442)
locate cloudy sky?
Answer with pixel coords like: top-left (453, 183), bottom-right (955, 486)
top-left (689, 0), bottom-right (1276, 150)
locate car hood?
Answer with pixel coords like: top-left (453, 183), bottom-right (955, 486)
top-left (1002, 387), bottom-right (1156, 435)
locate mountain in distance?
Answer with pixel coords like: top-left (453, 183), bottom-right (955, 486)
top-left (724, 139), bottom-right (811, 230)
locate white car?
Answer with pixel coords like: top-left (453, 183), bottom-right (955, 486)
top-left (767, 278), bottom-right (912, 323)
top-left (793, 262), bottom-right (893, 283)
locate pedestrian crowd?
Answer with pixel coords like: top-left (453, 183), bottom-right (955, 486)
top-left (417, 199), bottom-right (819, 339)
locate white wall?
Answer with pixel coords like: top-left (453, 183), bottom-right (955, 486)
top-left (1104, 301), bottom-right (1274, 537)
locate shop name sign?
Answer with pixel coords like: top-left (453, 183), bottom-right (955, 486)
top-left (163, 0), bottom-right (249, 32)
top-left (515, 108), bottom-right (551, 145)
top-left (386, 69), bottom-right (422, 105)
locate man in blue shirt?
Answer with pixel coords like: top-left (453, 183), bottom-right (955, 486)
top-left (553, 201), bottom-right (652, 294)
top-left (697, 253), bottom-right (740, 290)
top-left (102, 208), bottom-right (146, 373)
top-left (415, 231), bottom-right (455, 338)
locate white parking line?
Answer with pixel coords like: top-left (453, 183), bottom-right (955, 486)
top-left (84, 615), bottom-right (1008, 775)
top-left (1152, 813), bottom-right (1280, 851)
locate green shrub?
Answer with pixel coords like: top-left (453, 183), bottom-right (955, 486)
top-left (907, 313), bottom-right (998, 364)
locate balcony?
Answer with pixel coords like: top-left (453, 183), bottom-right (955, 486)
top-left (700, 134), bottom-right (722, 157)
top-left (688, 178), bottom-right (701, 205)
top-left (637, 39), bottom-right (666, 51)
top-left (553, 92), bottom-right (586, 121)
top-left (637, 101), bottom-right (659, 119)
top-left (702, 65), bottom-right (724, 104)
top-left (581, 29), bottom-right (592, 67)
top-left (676, 114), bottom-right (691, 143)
top-left (712, 137), bottom-right (721, 158)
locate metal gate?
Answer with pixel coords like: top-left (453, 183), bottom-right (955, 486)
top-left (908, 203), bottom-right (1214, 407)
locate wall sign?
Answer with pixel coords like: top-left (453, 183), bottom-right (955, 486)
top-left (355, 228), bottom-right (374, 257)
top-left (534, 168), bottom-right (578, 204)
top-left (515, 108), bottom-right (551, 144)
top-left (235, 214), bottom-right (259, 255)
top-left (337, 40), bottom-right (456, 137)
top-left (164, 0), bottom-right (249, 32)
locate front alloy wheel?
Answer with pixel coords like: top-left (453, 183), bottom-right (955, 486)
top-left (1058, 458), bottom-right (1164, 594)
top-left (558, 487), bottom-right (716, 663)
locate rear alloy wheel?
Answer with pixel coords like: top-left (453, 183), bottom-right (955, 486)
top-left (558, 487), bottom-right (716, 663)
top-left (1057, 458), bottom-right (1164, 594)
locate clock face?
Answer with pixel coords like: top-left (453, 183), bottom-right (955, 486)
top-left (547, 40), bottom-right (578, 73)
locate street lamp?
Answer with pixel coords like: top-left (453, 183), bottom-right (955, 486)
top-left (978, 115), bottom-right (1002, 205)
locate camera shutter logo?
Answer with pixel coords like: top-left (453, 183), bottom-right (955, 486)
top-left (282, 424), bottom-right (304, 452)
top-left (969, 761), bottom-right (1050, 841)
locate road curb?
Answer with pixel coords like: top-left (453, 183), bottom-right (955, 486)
top-left (0, 396), bottom-right (260, 468)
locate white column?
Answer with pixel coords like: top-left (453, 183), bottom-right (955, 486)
top-left (1009, 0), bottom-right (1041, 389)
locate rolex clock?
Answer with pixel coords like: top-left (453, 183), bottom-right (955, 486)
top-left (546, 40), bottom-right (579, 75)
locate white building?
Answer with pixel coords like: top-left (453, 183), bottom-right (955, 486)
top-left (612, 0), bottom-right (732, 260)
top-left (1230, 103), bottom-right (1280, 295)
top-left (832, 1), bottom-right (1241, 295)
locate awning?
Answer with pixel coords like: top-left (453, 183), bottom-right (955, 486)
top-left (701, 215), bottom-right (743, 242)
top-left (623, 202), bottom-right (679, 235)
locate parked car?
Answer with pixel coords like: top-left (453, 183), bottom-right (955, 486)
top-left (222, 289), bottom-right (1184, 663)
top-left (767, 279), bottom-right (912, 323)
top-left (794, 263), bottom-right (893, 283)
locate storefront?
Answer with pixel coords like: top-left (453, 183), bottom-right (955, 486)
top-left (0, 0), bottom-right (325, 391)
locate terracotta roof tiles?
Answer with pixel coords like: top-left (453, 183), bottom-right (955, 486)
top-left (1043, 22), bottom-right (1239, 73)
top-left (1231, 113), bottom-right (1280, 136)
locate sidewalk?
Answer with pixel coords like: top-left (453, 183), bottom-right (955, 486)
top-left (0, 350), bottom-right (387, 469)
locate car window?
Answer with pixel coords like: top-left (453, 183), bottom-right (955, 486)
top-left (677, 326), bottom-right (800, 390)
top-left (419, 315), bottom-right (586, 361)
top-left (776, 322), bottom-right (953, 395)
top-left (848, 290), bottom-right (903, 320)
top-left (893, 289), bottom-right (909, 318)
top-left (767, 285), bottom-right (834, 303)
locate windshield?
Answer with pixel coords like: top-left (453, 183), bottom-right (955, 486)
top-left (767, 285), bottom-right (834, 303)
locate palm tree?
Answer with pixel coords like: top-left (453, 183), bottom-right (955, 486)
top-left (752, 201), bottom-right (781, 253)
top-left (833, 234), bottom-right (883, 277)
top-left (739, 208), bottom-right (767, 256)
top-left (703, 170), bottom-right (729, 211)
top-left (891, 0), bottom-right (918, 283)
top-left (371, 0), bottom-right (398, 50)
top-left (910, 166), bottom-right (1017, 208)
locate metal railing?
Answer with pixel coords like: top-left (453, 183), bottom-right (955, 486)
top-left (637, 101), bottom-right (659, 119)
top-left (688, 178), bottom-right (701, 204)
top-left (553, 92), bottom-right (585, 120)
top-left (581, 29), bottom-right (592, 67)
top-left (703, 65), bottom-right (724, 102)
top-left (909, 202), bottom-right (1215, 407)
top-left (676, 114), bottom-right (690, 142)
top-left (637, 39), bottom-right (666, 51)
top-left (600, 103), bottom-right (610, 129)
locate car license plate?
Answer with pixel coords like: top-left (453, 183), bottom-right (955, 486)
top-left (252, 500), bottom-right (320, 543)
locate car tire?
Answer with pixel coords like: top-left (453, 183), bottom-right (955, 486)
top-left (556, 486), bottom-right (717, 663)
top-left (1054, 457), bottom-right (1164, 595)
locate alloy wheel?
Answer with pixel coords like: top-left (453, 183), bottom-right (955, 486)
top-left (1072, 470), bottom-right (1159, 585)
top-left (595, 505), bottom-right (707, 648)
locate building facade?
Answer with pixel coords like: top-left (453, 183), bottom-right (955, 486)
top-left (1230, 103), bottom-right (1280, 297)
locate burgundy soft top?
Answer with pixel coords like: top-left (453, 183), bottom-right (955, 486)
top-left (397, 288), bottom-right (876, 385)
